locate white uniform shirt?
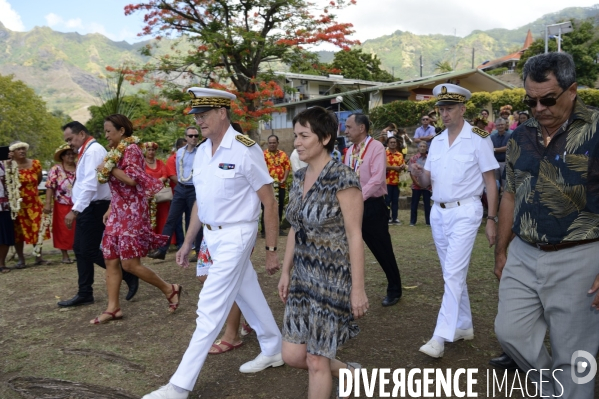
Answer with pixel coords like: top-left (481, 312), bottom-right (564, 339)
top-left (424, 121), bottom-right (498, 203)
top-left (192, 126), bottom-right (273, 226)
top-left (72, 140), bottom-right (111, 212)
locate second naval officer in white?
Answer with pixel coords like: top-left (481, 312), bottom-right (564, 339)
top-left (143, 87), bottom-right (283, 399)
top-left (412, 84), bottom-right (498, 358)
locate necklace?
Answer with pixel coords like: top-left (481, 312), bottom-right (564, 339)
top-left (543, 122), bottom-right (566, 145)
top-left (4, 160), bottom-right (21, 220)
top-left (350, 136), bottom-right (373, 176)
top-left (178, 147), bottom-right (194, 182)
top-left (97, 136), bottom-right (140, 184)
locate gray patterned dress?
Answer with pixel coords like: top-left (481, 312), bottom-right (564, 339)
top-left (282, 160), bottom-right (361, 359)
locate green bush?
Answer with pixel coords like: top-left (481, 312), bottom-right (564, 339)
top-left (486, 67), bottom-right (508, 76)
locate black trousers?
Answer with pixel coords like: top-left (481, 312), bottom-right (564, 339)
top-left (261, 187), bottom-right (285, 232)
top-left (410, 189), bottom-right (432, 225)
top-left (158, 183), bottom-right (203, 252)
top-left (362, 196), bottom-right (402, 298)
top-left (73, 200), bottom-right (136, 297)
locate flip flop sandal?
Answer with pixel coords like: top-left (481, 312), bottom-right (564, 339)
top-left (61, 259), bottom-right (74, 264)
top-left (14, 262), bottom-right (26, 269)
top-left (0, 267), bottom-right (11, 274)
top-left (208, 339), bottom-right (244, 355)
top-left (34, 258), bottom-right (50, 266)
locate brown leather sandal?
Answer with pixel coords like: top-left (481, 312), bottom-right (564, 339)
top-left (167, 284), bottom-right (182, 313)
top-left (91, 308), bottom-right (123, 325)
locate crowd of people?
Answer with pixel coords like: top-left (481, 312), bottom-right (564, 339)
top-left (0, 51), bottom-right (597, 399)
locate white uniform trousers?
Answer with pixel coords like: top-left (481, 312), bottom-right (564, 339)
top-left (170, 221), bottom-right (282, 391)
top-left (430, 200), bottom-right (482, 341)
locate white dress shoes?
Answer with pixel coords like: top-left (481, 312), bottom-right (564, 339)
top-left (419, 339), bottom-right (445, 358)
top-left (239, 352), bottom-right (284, 373)
top-left (454, 328), bottom-right (474, 341)
top-left (142, 384), bottom-right (189, 399)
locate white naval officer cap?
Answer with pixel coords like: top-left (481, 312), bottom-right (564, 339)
top-left (432, 84), bottom-right (471, 106)
top-left (187, 87), bottom-right (237, 115)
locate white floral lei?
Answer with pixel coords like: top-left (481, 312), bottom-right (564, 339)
top-left (97, 136), bottom-right (140, 184)
top-left (4, 160), bottom-right (22, 220)
top-left (32, 213), bottom-right (52, 257)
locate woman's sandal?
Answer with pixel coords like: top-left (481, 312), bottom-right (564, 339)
top-left (0, 267), bottom-right (11, 274)
top-left (337, 362), bottom-right (362, 399)
top-left (90, 308), bottom-right (123, 325)
top-left (241, 322), bottom-right (253, 337)
top-left (34, 257), bottom-right (50, 266)
top-left (167, 284), bottom-right (182, 313)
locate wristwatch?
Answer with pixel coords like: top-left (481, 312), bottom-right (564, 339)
top-left (487, 215), bottom-right (498, 223)
top-left (265, 246), bottom-right (277, 252)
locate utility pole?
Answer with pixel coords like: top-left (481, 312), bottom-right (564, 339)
top-left (420, 55), bottom-right (423, 77)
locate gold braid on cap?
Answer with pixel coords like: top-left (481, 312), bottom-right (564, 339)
top-left (190, 97), bottom-right (231, 108)
top-left (436, 92), bottom-right (466, 103)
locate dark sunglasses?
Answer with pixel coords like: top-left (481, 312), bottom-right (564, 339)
top-left (187, 134), bottom-right (199, 138)
top-left (523, 88), bottom-right (566, 108)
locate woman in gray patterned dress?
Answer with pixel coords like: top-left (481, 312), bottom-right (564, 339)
top-left (278, 106), bottom-right (369, 399)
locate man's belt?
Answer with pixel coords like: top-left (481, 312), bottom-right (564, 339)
top-left (436, 196), bottom-right (480, 209)
top-left (524, 237), bottom-right (599, 252)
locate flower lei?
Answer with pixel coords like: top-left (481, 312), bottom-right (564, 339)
top-left (32, 212), bottom-right (52, 257)
top-left (97, 136), bottom-right (140, 184)
top-left (178, 148), bottom-right (193, 182)
top-left (4, 160), bottom-right (22, 220)
top-left (149, 196), bottom-right (157, 230)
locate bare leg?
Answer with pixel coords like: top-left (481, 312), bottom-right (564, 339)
top-left (0, 244), bottom-right (10, 271)
top-left (122, 258), bottom-right (179, 309)
top-left (14, 241), bottom-right (25, 265)
top-left (198, 275), bottom-right (243, 351)
top-left (60, 250), bottom-right (70, 262)
top-left (90, 258), bottom-right (123, 324)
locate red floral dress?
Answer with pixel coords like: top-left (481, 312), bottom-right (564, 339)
top-left (102, 144), bottom-right (169, 260)
top-left (15, 159), bottom-right (50, 244)
top-left (145, 159), bottom-right (170, 235)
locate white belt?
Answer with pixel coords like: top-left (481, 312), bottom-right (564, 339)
top-left (435, 196), bottom-right (480, 209)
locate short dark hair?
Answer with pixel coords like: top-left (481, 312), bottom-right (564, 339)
top-left (267, 134), bottom-right (279, 142)
top-left (175, 138), bottom-right (187, 148)
top-left (292, 106), bottom-right (337, 153)
top-left (523, 52), bottom-right (576, 90)
top-left (62, 121), bottom-right (89, 135)
top-left (185, 126), bottom-right (198, 134)
top-left (350, 113), bottom-right (370, 133)
top-left (481, 109), bottom-right (489, 115)
top-left (387, 135), bottom-right (403, 150)
top-left (104, 114), bottom-right (134, 137)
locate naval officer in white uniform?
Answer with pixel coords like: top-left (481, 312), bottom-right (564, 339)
top-left (143, 88), bottom-right (283, 399)
top-left (411, 84), bottom-right (498, 358)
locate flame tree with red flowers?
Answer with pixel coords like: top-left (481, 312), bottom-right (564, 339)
top-left (122, 0), bottom-right (360, 137)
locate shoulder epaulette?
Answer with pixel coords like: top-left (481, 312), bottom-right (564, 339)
top-left (472, 126), bottom-right (490, 138)
top-left (235, 134), bottom-right (256, 147)
top-left (196, 138), bottom-right (207, 147)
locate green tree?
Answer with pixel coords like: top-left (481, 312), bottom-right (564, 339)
top-left (435, 61), bottom-right (453, 73)
top-left (330, 48), bottom-right (397, 82)
top-left (124, 0), bottom-right (360, 138)
top-left (0, 74), bottom-right (63, 164)
top-left (517, 19), bottom-right (599, 87)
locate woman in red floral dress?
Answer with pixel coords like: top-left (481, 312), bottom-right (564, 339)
top-left (90, 114), bottom-right (181, 324)
top-left (143, 142), bottom-right (171, 235)
top-left (11, 141), bottom-right (50, 268)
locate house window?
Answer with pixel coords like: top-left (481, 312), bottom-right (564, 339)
top-left (318, 85), bottom-right (332, 95)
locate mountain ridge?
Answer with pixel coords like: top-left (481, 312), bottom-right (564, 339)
top-left (1, 5), bottom-right (599, 119)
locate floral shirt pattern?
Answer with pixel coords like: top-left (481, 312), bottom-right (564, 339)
top-left (505, 97), bottom-right (599, 244)
top-left (46, 164), bottom-right (75, 206)
top-left (264, 149), bottom-right (291, 189)
top-left (385, 149), bottom-right (404, 185)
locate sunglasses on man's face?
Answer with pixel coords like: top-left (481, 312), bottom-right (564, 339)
top-left (523, 88), bottom-right (566, 108)
top-left (187, 134), bottom-right (199, 138)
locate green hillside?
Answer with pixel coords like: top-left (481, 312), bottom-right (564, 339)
top-left (359, 5), bottom-right (599, 79)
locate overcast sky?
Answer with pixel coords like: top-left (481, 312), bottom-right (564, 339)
top-left (1, 0), bottom-right (598, 44)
